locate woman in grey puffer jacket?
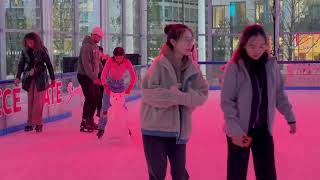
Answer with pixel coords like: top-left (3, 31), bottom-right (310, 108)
top-left (221, 24), bottom-right (296, 180)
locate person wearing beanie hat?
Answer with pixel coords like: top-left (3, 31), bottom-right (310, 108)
top-left (96, 47), bottom-right (137, 139)
top-left (91, 26), bottom-right (104, 41)
top-left (77, 26), bottom-right (105, 132)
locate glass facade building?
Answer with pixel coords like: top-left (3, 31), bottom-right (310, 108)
top-left (0, 0), bottom-right (319, 79)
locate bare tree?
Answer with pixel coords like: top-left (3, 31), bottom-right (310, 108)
top-left (53, 0), bottom-right (73, 69)
top-left (281, 0), bottom-right (320, 60)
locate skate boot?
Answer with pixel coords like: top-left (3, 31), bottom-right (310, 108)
top-left (128, 129), bottom-right (132, 136)
top-left (88, 118), bottom-right (98, 130)
top-left (97, 129), bottom-right (104, 139)
top-left (80, 119), bottom-right (94, 132)
top-left (24, 125), bottom-right (33, 132)
top-left (35, 125), bottom-right (43, 132)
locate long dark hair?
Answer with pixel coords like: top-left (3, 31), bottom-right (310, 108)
top-left (23, 32), bottom-right (44, 50)
top-left (164, 23), bottom-right (194, 50)
top-left (231, 24), bottom-right (269, 63)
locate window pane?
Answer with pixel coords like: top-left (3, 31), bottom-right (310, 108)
top-left (125, 35), bottom-right (141, 54)
top-left (280, 0), bottom-right (320, 60)
top-left (108, 35), bottom-right (122, 55)
top-left (53, 0), bottom-right (74, 33)
top-left (129, 0), bottom-right (140, 35)
top-left (213, 6), bottom-right (226, 28)
top-left (280, 33), bottom-right (320, 61)
top-left (5, 0), bottom-right (41, 29)
top-left (147, 1), bottom-right (162, 34)
top-left (5, 32), bottom-right (27, 78)
top-left (212, 0), bottom-right (274, 61)
top-left (147, 34), bottom-right (166, 63)
top-left (147, 1), bottom-right (200, 61)
top-left (230, 2), bottom-right (247, 33)
top-left (124, 0), bottom-right (140, 54)
top-left (79, 0), bottom-right (101, 33)
top-left (108, 0), bottom-right (122, 34)
top-left (53, 33), bottom-right (73, 72)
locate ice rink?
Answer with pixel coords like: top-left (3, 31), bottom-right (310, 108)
top-left (1, 91), bottom-right (319, 180)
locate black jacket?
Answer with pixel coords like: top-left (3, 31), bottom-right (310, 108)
top-left (16, 47), bottom-right (55, 92)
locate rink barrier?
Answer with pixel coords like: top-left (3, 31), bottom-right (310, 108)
top-left (198, 61), bottom-right (320, 90)
top-left (0, 65), bottom-right (148, 136)
top-left (1, 61), bottom-right (318, 136)
top-left (0, 112), bottom-right (72, 136)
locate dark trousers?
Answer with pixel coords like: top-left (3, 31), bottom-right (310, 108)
top-left (227, 128), bottom-right (277, 180)
top-left (142, 135), bottom-right (189, 180)
top-left (77, 74), bottom-right (100, 121)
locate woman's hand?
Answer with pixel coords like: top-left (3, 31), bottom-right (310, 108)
top-left (28, 69), bottom-right (35, 76)
top-left (50, 80), bottom-right (56, 87)
top-left (93, 78), bottom-right (101, 85)
top-left (14, 78), bottom-right (20, 86)
top-left (231, 135), bottom-right (252, 147)
top-left (125, 89), bottom-right (131, 94)
top-left (104, 85), bottom-right (110, 95)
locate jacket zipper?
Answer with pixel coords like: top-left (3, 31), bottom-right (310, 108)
top-left (254, 75), bottom-right (262, 128)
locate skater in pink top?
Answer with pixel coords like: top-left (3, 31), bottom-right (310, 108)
top-left (96, 47), bottom-right (136, 138)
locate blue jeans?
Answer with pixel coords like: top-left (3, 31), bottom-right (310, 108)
top-left (98, 78), bottom-right (126, 130)
top-left (98, 93), bottom-right (111, 130)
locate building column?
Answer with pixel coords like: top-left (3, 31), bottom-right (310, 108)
top-left (198, 0), bottom-right (207, 75)
top-left (74, 0), bottom-right (80, 56)
top-left (274, 0), bottom-right (280, 60)
top-left (101, 0), bottom-right (108, 53)
top-left (124, 0), bottom-right (134, 53)
top-left (140, 0), bottom-right (148, 65)
top-left (198, 0), bottom-right (206, 62)
top-left (0, 0), bottom-right (6, 79)
top-left (122, 0), bottom-right (127, 50)
top-left (42, 0), bottom-right (54, 63)
top-left (207, 0), bottom-right (213, 61)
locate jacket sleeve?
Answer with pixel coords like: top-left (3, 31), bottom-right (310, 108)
top-left (220, 63), bottom-right (246, 136)
top-left (81, 45), bottom-right (99, 81)
top-left (141, 63), bottom-right (179, 108)
top-left (274, 62), bottom-right (296, 124)
top-left (16, 50), bottom-right (26, 79)
top-left (42, 48), bottom-right (55, 80)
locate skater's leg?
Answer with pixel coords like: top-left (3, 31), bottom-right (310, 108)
top-left (32, 85), bottom-right (46, 125)
top-left (32, 85), bottom-right (46, 132)
top-left (27, 80), bottom-right (35, 125)
top-left (25, 80), bottom-right (35, 131)
top-left (90, 85), bottom-right (101, 129)
top-left (167, 139), bottom-right (189, 180)
top-left (96, 85), bottom-right (104, 117)
top-left (226, 136), bottom-right (250, 180)
top-left (98, 93), bottom-right (110, 130)
top-left (78, 74), bottom-right (95, 132)
top-left (251, 128), bottom-right (277, 180)
top-left (78, 74), bottom-right (92, 120)
top-left (142, 135), bottom-right (168, 180)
